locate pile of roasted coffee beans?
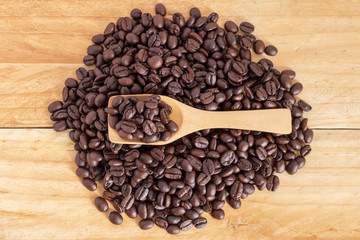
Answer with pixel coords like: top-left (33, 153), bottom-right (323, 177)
top-left (106, 94), bottom-right (178, 143)
top-left (48, 3), bottom-right (313, 234)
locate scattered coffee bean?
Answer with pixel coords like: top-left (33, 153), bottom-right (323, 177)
top-left (82, 178), bottom-right (97, 191)
top-left (109, 211), bottom-right (123, 225)
top-left (95, 197), bottom-right (109, 212)
top-left (240, 21), bottom-right (254, 33)
top-left (139, 218), bottom-right (154, 230)
top-left (253, 40), bottom-right (265, 54)
top-left (155, 3), bottom-right (167, 16)
top-left (49, 4), bottom-right (312, 235)
top-left (265, 45), bottom-right (278, 56)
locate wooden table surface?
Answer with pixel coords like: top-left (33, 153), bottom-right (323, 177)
top-left (1, 0), bottom-right (360, 239)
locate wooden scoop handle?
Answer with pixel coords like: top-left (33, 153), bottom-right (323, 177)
top-left (183, 108), bottom-right (292, 134)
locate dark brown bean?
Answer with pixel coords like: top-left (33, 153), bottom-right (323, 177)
top-left (95, 197), bottom-right (109, 212)
top-left (109, 211), bottom-right (123, 225)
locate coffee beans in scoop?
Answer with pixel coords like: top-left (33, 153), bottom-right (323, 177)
top-left (48, 3), bottom-right (312, 234)
top-left (106, 94), bottom-right (178, 143)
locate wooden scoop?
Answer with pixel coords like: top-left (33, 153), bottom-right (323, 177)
top-left (108, 94), bottom-right (292, 145)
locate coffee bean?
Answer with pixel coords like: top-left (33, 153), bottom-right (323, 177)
top-left (82, 178), bottom-right (97, 191)
top-left (193, 217), bottom-right (207, 228)
top-left (167, 215), bottom-right (181, 224)
top-left (202, 159), bottom-right (215, 176)
top-left (166, 120), bottom-right (178, 132)
top-left (109, 211), bottom-right (123, 225)
top-left (139, 218), bottom-right (154, 230)
top-left (249, 62), bottom-right (264, 76)
top-left (130, 8), bottom-right (142, 19)
top-left (147, 55), bottom-right (163, 69)
top-left (190, 7), bottom-right (201, 18)
top-left (286, 160), bottom-right (299, 175)
top-left (53, 120), bottom-right (67, 132)
top-left (220, 151), bottom-right (235, 166)
top-left (230, 181), bottom-right (243, 200)
top-left (240, 22), bottom-right (254, 33)
top-left (155, 217), bottom-right (168, 228)
top-left (253, 40), bottom-right (265, 54)
top-left (165, 168), bottom-right (182, 179)
top-left (228, 198), bottom-right (241, 209)
top-left (197, 172), bottom-right (211, 186)
top-left (266, 175), bottom-right (280, 191)
top-left (167, 224), bottom-right (180, 234)
top-left (211, 209), bottom-right (225, 220)
top-left (291, 83), bottom-right (303, 95)
top-left (265, 45), bottom-right (278, 56)
top-left (298, 100), bottom-right (312, 111)
top-left (180, 219), bottom-right (193, 231)
top-left (155, 3), bottom-right (166, 16)
top-left (92, 34), bottom-right (105, 44)
top-left (300, 145), bottom-right (311, 157)
top-left (104, 22), bottom-right (115, 35)
top-left (48, 101), bottom-right (63, 113)
top-left (95, 197), bottom-right (109, 212)
top-left (118, 77), bottom-right (134, 87)
top-left (126, 205), bottom-right (138, 218)
top-left (143, 120), bottom-right (157, 135)
top-left (225, 21), bottom-right (238, 33)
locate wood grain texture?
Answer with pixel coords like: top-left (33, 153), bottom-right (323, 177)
top-left (0, 0), bottom-right (359, 239)
top-left (0, 129), bottom-right (359, 240)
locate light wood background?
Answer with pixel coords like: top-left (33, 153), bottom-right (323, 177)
top-left (0, 0), bottom-right (359, 239)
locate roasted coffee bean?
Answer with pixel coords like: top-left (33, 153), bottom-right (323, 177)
top-left (180, 219), bottom-right (193, 231)
top-left (53, 120), bottom-right (67, 132)
top-left (166, 120), bottom-right (178, 132)
top-left (82, 178), bottom-right (97, 191)
top-left (125, 205), bottom-right (138, 219)
top-left (286, 160), bottom-right (299, 175)
top-left (139, 218), bottom-right (154, 230)
top-left (265, 45), bottom-right (278, 56)
top-left (253, 39), bottom-right (265, 54)
top-left (48, 101), bottom-right (63, 113)
top-left (230, 181), bottom-right (243, 200)
top-left (298, 100), bottom-right (312, 112)
top-left (220, 151), bottom-right (235, 166)
top-left (203, 159), bottom-right (215, 176)
top-left (49, 5), bottom-right (312, 234)
top-left (155, 3), bottom-right (166, 16)
top-left (291, 83), bottom-right (303, 95)
top-left (304, 129), bottom-right (314, 143)
top-left (193, 217), bottom-right (207, 228)
top-left (155, 217), bottom-right (168, 228)
top-left (266, 175), bottom-right (280, 191)
top-left (240, 22), bottom-right (254, 33)
top-left (300, 145), bottom-right (311, 157)
top-left (225, 21), bottom-right (238, 33)
top-left (109, 211), bottom-right (123, 225)
top-left (165, 168), bottom-right (182, 179)
top-left (148, 55), bottom-right (163, 69)
top-left (167, 224), bottom-right (180, 234)
top-left (211, 209), bottom-right (225, 220)
top-left (167, 215), bottom-right (182, 224)
top-left (95, 197), bottom-right (109, 212)
top-left (120, 121), bottom-right (137, 133)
